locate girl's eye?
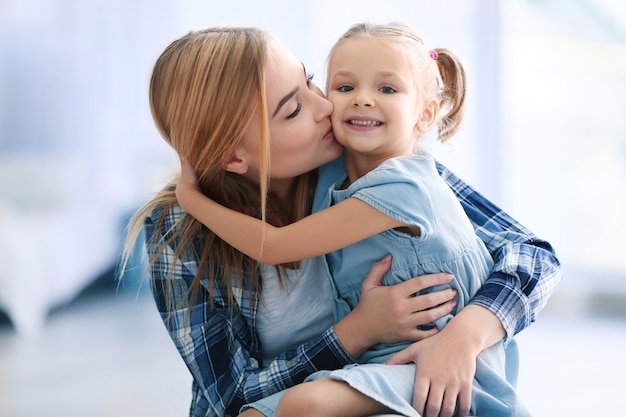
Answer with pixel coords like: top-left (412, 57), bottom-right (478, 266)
top-left (380, 86), bottom-right (395, 94)
top-left (306, 73), bottom-right (315, 87)
top-left (287, 103), bottom-right (302, 119)
top-left (338, 85), bottom-right (353, 93)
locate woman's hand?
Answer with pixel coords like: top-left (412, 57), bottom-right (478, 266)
top-left (333, 255), bottom-right (458, 359)
top-left (385, 305), bottom-right (506, 417)
top-left (175, 159), bottom-right (201, 211)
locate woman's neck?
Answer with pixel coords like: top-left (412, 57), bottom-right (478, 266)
top-left (268, 177), bottom-right (297, 208)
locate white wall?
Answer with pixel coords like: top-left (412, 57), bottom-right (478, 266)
top-left (0, 0), bottom-right (625, 333)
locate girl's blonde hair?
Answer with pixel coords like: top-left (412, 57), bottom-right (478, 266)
top-left (121, 27), bottom-right (314, 311)
top-left (327, 22), bottom-right (467, 142)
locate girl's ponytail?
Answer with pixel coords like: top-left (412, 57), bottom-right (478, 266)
top-left (432, 47), bottom-right (467, 142)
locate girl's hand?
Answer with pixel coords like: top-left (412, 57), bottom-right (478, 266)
top-left (333, 255), bottom-right (458, 359)
top-left (176, 159), bottom-right (200, 211)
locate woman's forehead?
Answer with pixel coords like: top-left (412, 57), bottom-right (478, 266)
top-left (266, 39), bottom-right (301, 75)
top-left (265, 40), bottom-right (303, 104)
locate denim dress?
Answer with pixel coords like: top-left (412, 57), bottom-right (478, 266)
top-left (321, 155), bottom-right (493, 362)
top-left (308, 155), bottom-right (530, 417)
top-left (244, 155), bottom-right (531, 417)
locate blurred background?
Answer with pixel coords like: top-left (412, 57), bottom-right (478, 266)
top-left (0, 0), bottom-right (624, 416)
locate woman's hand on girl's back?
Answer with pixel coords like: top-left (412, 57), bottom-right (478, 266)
top-left (333, 255), bottom-right (458, 359)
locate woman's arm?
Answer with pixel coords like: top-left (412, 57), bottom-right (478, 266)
top-left (386, 161), bottom-right (562, 416)
top-left (435, 160), bottom-right (562, 339)
top-left (146, 204), bottom-right (354, 416)
top-left (146, 204), bottom-right (456, 416)
top-left (176, 160), bottom-right (402, 264)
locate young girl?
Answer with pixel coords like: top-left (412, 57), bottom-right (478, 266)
top-left (176, 22), bottom-right (533, 417)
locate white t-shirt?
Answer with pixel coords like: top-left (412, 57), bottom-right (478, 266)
top-left (256, 256), bottom-right (335, 365)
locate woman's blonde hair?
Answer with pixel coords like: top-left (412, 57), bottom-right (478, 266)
top-left (328, 22), bottom-right (467, 142)
top-left (121, 27), bottom-right (314, 311)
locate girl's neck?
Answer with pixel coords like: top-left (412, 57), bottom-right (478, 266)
top-left (343, 149), bottom-right (410, 188)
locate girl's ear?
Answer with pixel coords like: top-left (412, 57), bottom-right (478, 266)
top-left (224, 150), bottom-right (249, 174)
top-left (418, 100), bottom-right (439, 131)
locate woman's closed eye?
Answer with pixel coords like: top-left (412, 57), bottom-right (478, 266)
top-left (286, 72), bottom-right (315, 119)
top-left (286, 103), bottom-right (302, 119)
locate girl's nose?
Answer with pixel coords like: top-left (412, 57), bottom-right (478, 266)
top-left (352, 92), bottom-right (373, 107)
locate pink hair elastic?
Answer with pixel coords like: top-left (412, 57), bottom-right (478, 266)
top-left (429, 49), bottom-right (438, 60)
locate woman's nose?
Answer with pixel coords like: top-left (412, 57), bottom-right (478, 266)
top-left (316, 94), bottom-right (333, 121)
top-left (310, 82), bottom-right (333, 120)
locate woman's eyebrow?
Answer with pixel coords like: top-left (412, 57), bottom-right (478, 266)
top-left (272, 86), bottom-right (299, 117)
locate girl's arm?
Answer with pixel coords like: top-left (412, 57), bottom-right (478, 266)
top-left (176, 161), bottom-right (403, 265)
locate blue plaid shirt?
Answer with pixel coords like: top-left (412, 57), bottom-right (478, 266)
top-left (144, 161), bottom-right (561, 417)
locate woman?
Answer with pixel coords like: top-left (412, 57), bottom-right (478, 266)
top-left (122, 26), bottom-right (561, 417)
